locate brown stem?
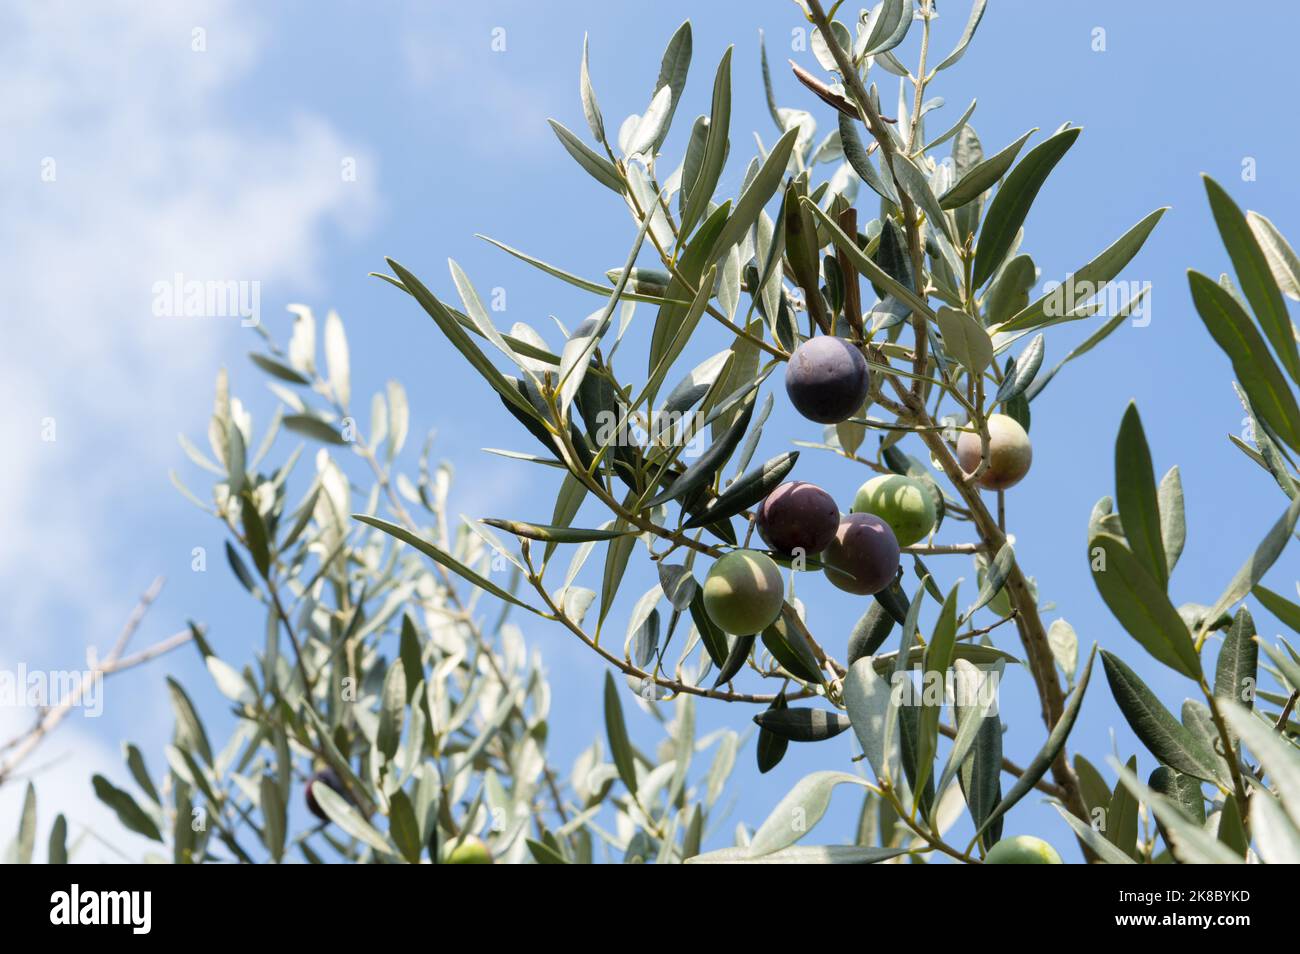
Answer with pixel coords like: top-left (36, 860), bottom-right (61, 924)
top-left (897, 379), bottom-right (1087, 824)
top-left (804, 0), bottom-right (929, 398)
top-left (801, 0), bottom-right (1089, 833)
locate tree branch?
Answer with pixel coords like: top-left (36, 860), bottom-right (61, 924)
top-left (0, 578), bottom-right (193, 786)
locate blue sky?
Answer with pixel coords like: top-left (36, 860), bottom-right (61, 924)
top-left (4, 0), bottom-right (1299, 861)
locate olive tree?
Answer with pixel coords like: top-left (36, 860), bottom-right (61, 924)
top-left (46, 0), bottom-right (1300, 865)
top-left (28, 305), bottom-right (740, 865)
top-left (356, 0), bottom-right (1300, 865)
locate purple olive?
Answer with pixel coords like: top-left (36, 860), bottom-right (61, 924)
top-left (305, 768), bottom-right (347, 822)
top-left (822, 513), bottom-right (901, 595)
top-left (756, 481), bottom-right (840, 556)
top-left (785, 336), bottom-right (871, 424)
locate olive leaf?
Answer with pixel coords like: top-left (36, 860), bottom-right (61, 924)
top-left (1105, 755), bottom-right (1141, 861)
top-left (481, 519), bottom-right (632, 544)
top-left (706, 126), bottom-right (800, 266)
top-left (847, 602), bottom-right (895, 664)
top-left (839, 112), bottom-right (898, 204)
top-left (1110, 762), bottom-right (1243, 864)
top-left (915, 584), bottom-right (961, 801)
top-left (993, 333), bottom-right (1044, 404)
top-left (761, 603), bottom-right (824, 685)
top-left (1158, 465), bottom-right (1186, 576)
top-left (681, 451), bottom-right (798, 528)
top-left (1198, 494), bottom-right (1300, 635)
top-left (1203, 175), bottom-right (1300, 385)
top-left (959, 684), bottom-right (1004, 849)
top-left (645, 393), bottom-right (756, 508)
top-left (1048, 800), bottom-right (1136, 865)
top-left (890, 152), bottom-right (957, 247)
top-left (1046, 619), bottom-right (1079, 685)
top-left (1074, 754), bottom-right (1111, 816)
top-left (1114, 402), bottom-right (1168, 590)
top-left (579, 33), bottom-right (605, 141)
top-left (1247, 209), bottom-right (1300, 301)
top-left (282, 414), bottom-right (346, 446)
top-left (1100, 651), bottom-right (1223, 783)
top-left (971, 644), bottom-right (1097, 843)
top-left (860, 0), bottom-right (913, 56)
top-left (472, 236), bottom-right (681, 306)
top-left (646, 20), bottom-right (692, 154)
top-left (934, 0), bottom-right (988, 72)
top-left (711, 632), bottom-right (755, 687)
top-left (310, 783), bottom-right (392, 855)
top-left (935, 306), bottom-right (994, 375)
top-left (934, 659), bottom-right (999, 808)
top-left (92, 775), bottom-right (162, 842)
top-left (756, 694), bottom-right (790, 774)
top-left (752, 708), bottom-right (852, 742)
top-left (963, 542), bottom-right (1013, 622)
top-left (376, 661), bottom-right (407, 762)
top-left (939, 127), bottom-right (1033, 210)
top-left (355, 515), bottom-right (540, 613)
top-left (1214, 607), bottom-right (1258, 711)
top-left (999, 207), bottom-right (1167, 332)
top-left (973, 126), bottom-right (1081, 288)
top-left (387, 791), bottom-right (423, 865)
top-left (843, 656), bottom-right (896, 784)
top-left (603, 671), bottom-right (639, 796)
top-left (679, 47), bottom-right (732, 239)
top-left (1147, 765), bottom-right (1207, 850)
top-left (1222, 703), bottom-right (1300, 834)
top-left (1087, 532), bottom-right (1200, 679)
top-left (748, 771), bottom-right (870, 858)
top-left (1188, 270), bottom-right (1300, 452)
top-left (549, 119), bottom-right (623, 193)
top-left (1254, 584), bottom-right (1300, 632)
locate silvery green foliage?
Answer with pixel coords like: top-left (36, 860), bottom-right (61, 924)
top-left (365, 0), bottom-right (1300, 866)
top-left (1074, 184), bottom-right (1300, 865)
top-left (65, 306), bottom-right (740, 864)
top-left (62, 1), bottom-right (1300, 865)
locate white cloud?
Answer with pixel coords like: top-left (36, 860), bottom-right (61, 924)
top-left (0, 2), bottom-right (376, 645)
top-left (0, 0), bottom-right (377, 828)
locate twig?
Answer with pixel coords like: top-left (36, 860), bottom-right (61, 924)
top-left (0, 579), bottom-right (193, 786)
top-left (524, 549), bottom-right (817, 705)
top-left (903, 542), bottom-right (987, 556)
